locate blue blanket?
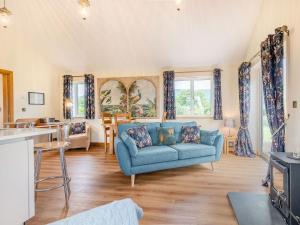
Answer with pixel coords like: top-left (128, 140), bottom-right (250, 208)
top-left (47, 198), bottom-right (143, 225)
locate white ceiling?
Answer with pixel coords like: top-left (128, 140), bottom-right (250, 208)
top-left (2, 0), bottom-right (263, 74)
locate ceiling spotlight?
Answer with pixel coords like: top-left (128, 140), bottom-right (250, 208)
top-left (79, 0), bottom-right (90, 20)
top-left (0, 0), bottom-right (12, 28)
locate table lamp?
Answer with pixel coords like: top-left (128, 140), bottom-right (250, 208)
top-left (65, 99), bottom-right (73, 122)
top-left (224, 118), bottom-right (235, 137)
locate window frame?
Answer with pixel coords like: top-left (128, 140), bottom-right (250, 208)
top-left (72, 81), bottom-right (86, 118)
top-left (175, 75), bottom-right (214, 118)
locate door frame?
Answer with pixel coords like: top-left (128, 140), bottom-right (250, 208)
top-left (0, 69), bottom-right (14, 123)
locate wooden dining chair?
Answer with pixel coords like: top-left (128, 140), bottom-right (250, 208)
top-left (162, 112), bottom-right (168, 122)
top-left (101, 112), bottom-right (113, 153)
top-left (114, 113), bottom-right (132, 136)
top-left (114, 113), bottom-right (132, 125)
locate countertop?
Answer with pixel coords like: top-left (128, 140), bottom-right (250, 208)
top-left (0, 128), bottom-right (56, 143)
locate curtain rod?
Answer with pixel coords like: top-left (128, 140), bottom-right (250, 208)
top-left (175, 69), bottom-right (223, 74)
top-left (248, 25), bottom-right (289, 63)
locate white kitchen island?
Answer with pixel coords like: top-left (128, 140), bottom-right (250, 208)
top-left (0, 128), bottom-right (55, 225)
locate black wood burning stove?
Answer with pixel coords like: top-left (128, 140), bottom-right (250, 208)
top-left (270, 152), bottom-right (300, 225)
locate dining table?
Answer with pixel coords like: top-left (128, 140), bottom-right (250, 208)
top-left (35, 122), bottom-right (67, 141)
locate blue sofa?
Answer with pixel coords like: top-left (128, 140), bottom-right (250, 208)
top-left (114, 121), bottom-right (224, 186)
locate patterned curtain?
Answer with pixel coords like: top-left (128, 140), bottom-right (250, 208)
top-left (235, 62), bottom-right (255, 157)
top-left (84, 74), bottom-right (95, 119)
top-left (163, 71), bottom-right (176, 120)
top-left (63, 75), bottom-right (73, 119)
top-left (261, 28), bottom-right (285, 185)
top-left (261, 29), bottom-right (285, 153)
top-left (213, 68), bottom-right (223, 120)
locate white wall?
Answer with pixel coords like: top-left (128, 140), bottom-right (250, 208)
top-left (0, 28), bottom-right (63, 120)
top-left (245, 0), bottom-right (300, 152)
top-left (60, 64), bottom-right (240, 143)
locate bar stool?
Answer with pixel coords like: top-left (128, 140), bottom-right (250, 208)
top-left (34, 124), bottom-right (71, 208)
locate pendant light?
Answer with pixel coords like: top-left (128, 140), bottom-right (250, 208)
top-left (79, 0), bottom-right (90, 20)
top-left (0, 0), bottom-right (12, 28)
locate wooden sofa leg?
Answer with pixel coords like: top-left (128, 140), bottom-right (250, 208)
top-left (131, 175), bottom-right (135, 187)
top-left (211, 162), bottom-right (214, 171)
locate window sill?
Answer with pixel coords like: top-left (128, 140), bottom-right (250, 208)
top-left (176, 115), bottom-right (214, 119)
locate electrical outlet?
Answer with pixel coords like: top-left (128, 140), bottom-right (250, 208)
top-left (293, 101), bottom-right (298, 109)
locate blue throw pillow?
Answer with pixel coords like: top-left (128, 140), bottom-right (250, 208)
top-left (127, 125), bottom-right (152, 148)
top-left (200, 130), bottom-right (219, 145)
top-left (181, 126), bottom-right (201, 144)
top-left (157, 127), bottom-right (176, 146)
top-left (120, 131), bottom-right (139, 157)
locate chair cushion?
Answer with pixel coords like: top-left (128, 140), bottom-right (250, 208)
top-left (181, 126), bottom-right (201, 144)
top-left (131, 146), bottom-right (178, 166)
top-left (118, 122), bottom-right (161, 145)
top-left (120, 131), bottom-right (138, 157)
top-left (161, 121), bottom-right (197, 143)
top-left (127, 126), bottom-right (152, 148)
top-left (170, 143), bottom-right (216, 160)
top-left (200, 130), bottom-right (219, 145)
top-left (70, 122), bottom-right (86, 135)
top-left (157, 127), bottom-right (176, 145)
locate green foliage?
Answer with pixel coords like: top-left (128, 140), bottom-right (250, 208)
top-left (175, 89), bottom-right (211, 116)
top-left (78, 96), bottom-right (85, 116)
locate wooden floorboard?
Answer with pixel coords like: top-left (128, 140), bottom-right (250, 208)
top-left (27, 147), bottom-right (268, 225)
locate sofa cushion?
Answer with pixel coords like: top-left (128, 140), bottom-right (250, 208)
top-left (127, 126), bottom-right (152, 148)
top-left (170, 143), bottom-right (216, 160)
top-left (131, 146), bottom-right (178, 166)
top-left (120, 131), bottom-right (139, 157)
top-left (118, 122), bottom-right (161, 145)
top-left (70, 122), bottom-right (86, 135)
top-left (200, 130), bottom-right (219, 145)
top-left (161, 121), bottom-right (197, 143)
top-left (157, 127), bottom-right (176, 146)
top-left (181, 126), bottom-right (201, 144)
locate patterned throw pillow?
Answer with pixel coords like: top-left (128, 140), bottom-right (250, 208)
top-left (157, 127), bottom-right (176, 146)
top-left (127, 126), bottom-right (152, 148)
top-left (70, 122), bottom-right (86, 135)
top-left (181, 126), bottom-right (201, 144)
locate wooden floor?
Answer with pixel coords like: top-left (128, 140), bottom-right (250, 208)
top-left (27, 147), bottom-right (268, 225)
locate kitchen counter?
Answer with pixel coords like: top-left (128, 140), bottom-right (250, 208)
top-left (0, 128), bottom-right (56, 225)
top-left (0, 128), bottom-right (55, 143)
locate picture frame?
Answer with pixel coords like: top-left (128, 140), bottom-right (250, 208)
top-left (28, 92), bottom-right (45, 105)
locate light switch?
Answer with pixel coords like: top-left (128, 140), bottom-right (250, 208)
top-left (293, 101), bottom-right (297, 109)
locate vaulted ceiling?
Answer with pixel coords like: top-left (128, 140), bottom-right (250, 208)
top-left (1, 0), bottom-right (263, 74)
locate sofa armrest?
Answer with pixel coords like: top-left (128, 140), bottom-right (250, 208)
top-left (213, 134), bottom-right (224, 161)
top-left (114, 137), bottom-right (132, 176)
top-left (86, 125), bottom-right (91, 150)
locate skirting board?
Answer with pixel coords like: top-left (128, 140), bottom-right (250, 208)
top-left (90, 142), bottom-right (105, 148)
top-left (227, 192), bottom-right (286, 225)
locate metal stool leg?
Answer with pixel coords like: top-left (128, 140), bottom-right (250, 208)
top-left (34, 149), bottom-right (42, 190)
top-left (63, 154), bottom-right (71, 197)
top-left (59, 147), bottom-right (70, 208)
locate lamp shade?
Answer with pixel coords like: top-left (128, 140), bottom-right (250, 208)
top-left (65, 99), bottom-right (73, 108)
top-left (224, 118), bottom-right (235, 128)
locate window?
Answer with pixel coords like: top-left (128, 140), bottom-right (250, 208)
top-left (175, 77), bottom-right (213, 117)
top-left (72, 81), bottom-right (85, 117)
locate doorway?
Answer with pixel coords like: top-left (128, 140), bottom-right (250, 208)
top-left (0, 69), bottom-right (14, 123)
